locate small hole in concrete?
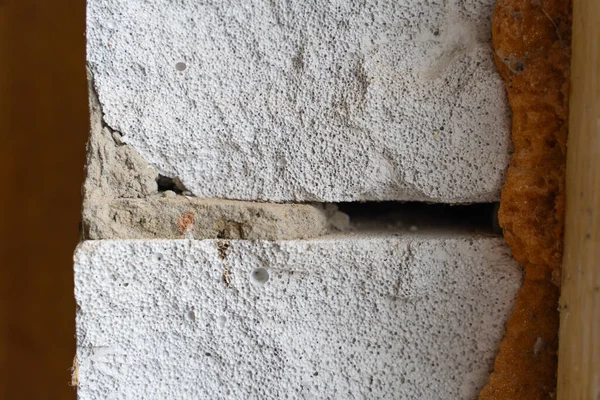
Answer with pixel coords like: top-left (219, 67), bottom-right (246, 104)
top-left (250, 267), bottom-right (269, 285)
top-left (176, 62), bottom-right (187, 71)
top-left (187, 310), bottom-right (196, 322)
top-left (157, 174), bottom-right (187, 194)
top-left (152, 253), bottom-right (164, 262)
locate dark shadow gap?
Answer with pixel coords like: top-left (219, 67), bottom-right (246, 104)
top-left (336, 201), bottom-right (501, 235)
top-left (157, 174), bottom-right (187, 194)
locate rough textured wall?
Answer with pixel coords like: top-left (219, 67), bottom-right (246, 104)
top-left (76, 1), bottom-right (523, 399)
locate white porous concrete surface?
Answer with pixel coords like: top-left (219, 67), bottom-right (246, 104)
top-left (75, 235), bottom-right (521, 399)
top-left (87, 0), bottom-right (511, 203)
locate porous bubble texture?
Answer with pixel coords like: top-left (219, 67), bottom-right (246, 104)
top-left (75, 236), bottom-right (521, 399)
top-left (87, 0), bottom-right (510, 202)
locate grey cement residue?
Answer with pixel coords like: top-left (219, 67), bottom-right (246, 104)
top-left (88, 196), bottom-right (340, 241)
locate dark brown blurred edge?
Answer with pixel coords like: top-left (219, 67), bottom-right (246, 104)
top-left (1, 1), bottom-right (88, 399)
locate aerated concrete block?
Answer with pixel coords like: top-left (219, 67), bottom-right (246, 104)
top-left (87, 0), bottom-right (510, 203)
top-left (75, 235), bottom-right (521, 399)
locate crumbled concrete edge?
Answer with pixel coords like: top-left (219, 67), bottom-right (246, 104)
top-left (82, 69), bottom-right (347, 240)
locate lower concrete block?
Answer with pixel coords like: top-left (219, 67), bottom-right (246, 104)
top-left (75, 235), bottom-right (520, 399)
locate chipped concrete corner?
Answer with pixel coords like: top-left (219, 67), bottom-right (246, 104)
top-left (83, 74), bottom-right (159, 202)
top-left (83, 71), bottom-right (347, 240)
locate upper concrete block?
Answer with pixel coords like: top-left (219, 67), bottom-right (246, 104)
top-left (87, 0), bottom-right (510, 203)
top-left (75, 235), bottom-right (521, 399)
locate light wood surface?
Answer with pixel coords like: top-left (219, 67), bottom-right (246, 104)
top-left (557, 0), bottom-right (600, 398)
top-left (0, 0), bottom-right (87, 399)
